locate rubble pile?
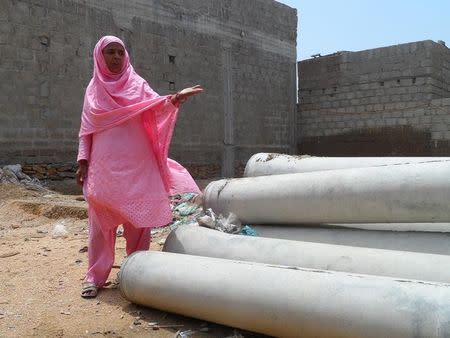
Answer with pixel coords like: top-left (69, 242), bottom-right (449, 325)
top-left (0, 164), bottom-right (46, 190)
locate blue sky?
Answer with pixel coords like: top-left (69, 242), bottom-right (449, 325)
top-left (277, 0), bottom-right (450, 60)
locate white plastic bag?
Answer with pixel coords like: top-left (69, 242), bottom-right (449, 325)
top-left (197, 209), bottom-right (242, 233)
top-left (52, 220), bottom-right (68, 238)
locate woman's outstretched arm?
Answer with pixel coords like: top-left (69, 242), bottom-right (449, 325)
top-left (170, 85), bottom-right (204, 106)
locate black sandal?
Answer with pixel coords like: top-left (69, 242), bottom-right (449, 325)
top-left (81, 282), bottom-right (98, 298)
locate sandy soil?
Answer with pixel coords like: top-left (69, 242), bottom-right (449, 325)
top-left (0, 182), bottom-right (265, 338)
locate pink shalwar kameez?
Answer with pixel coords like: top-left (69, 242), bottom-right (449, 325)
top-left (77, 36), bottom-right (199, 287)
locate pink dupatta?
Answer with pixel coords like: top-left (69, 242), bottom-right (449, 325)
top-left (79, 36), bottom-right (199, 197)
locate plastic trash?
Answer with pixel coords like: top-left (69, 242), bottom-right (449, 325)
top-left (169, 219), bottom-right (198, 231)
top-left (217, 212), bottom-right (242, 234)
top-left (180, 192), bottom-right (196, 201)
top-left (0, 167), bottom-right (19, 184)
top-left (197, 208), bottom-right (217, 229)
top-left (197, 209), bottom-right (242, 234)
top-left (52, 220), bottom-right (69, 238)
top-left (3, 164), bottom-right (31, 180)
top-left (173, 202), bottom-right (199, 216)
top-left (174, 330), bottom-right (196, 338)
top-left (240, 225), bottom-right (258, 236)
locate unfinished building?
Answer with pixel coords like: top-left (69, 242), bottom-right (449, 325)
top-left (298, 40), bottom-right (450, 155)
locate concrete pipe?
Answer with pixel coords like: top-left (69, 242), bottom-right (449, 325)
top-left (204, 161), bottom-right (450, 224)
top-left (252, 225), bottom-right (450, 255)
top-left (119, 251), bottom-right (450, 338)
top-left (163, 225), bottom-right (450, 283)
top-left (244, 152), bottom-right (450, 177)
top-left (323, 222), bottom-right (450, 232)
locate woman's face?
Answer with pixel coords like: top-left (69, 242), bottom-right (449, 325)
top-left (102, 42), bottom-right (125, 74)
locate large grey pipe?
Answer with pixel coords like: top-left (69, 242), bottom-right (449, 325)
top-left (318, 222), bottom-right (450, 232)
top-left (119, 251), bottom-right (450, 338)
top-left (204, 161), bottom-right (450, 224)
top-left (252, 225), bottom-right (450, 255)
top-left (163, 225), bottom-right (450, 283)
top-left (244, 153), bottom-right (450, 176)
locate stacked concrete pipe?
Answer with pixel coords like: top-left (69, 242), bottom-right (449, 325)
top-left (244, 152), bottom-right (450, 177)
top-left (204, 161), bottom-right (450, 224)
top-left (251, 224), bottom-right (450, 255)
top-left (163, 225), bottom-right (450, 282)
top-left (119, 251), bottom-right (450, 338)
top-left (119, 155), bottom-right (450, 337)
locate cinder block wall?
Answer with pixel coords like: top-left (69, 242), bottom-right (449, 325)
top-left (297, 40), bottom-right (450, 155)
top-left (0, 0), bottom-right (297, 177)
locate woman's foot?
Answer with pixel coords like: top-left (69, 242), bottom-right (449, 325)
top-left (81, 282), bottom-right (98, 298)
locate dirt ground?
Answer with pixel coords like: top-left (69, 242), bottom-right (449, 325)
top-left (0, 181), bottom-right (265, 338)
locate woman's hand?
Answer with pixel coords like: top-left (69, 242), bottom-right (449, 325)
top-left (171, 85), bottom-right (203, 106)
top-left (76, 160), bottom-right (88, 186)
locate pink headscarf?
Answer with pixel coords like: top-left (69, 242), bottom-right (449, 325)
top-left (79, 35), bottom-right (164, 136)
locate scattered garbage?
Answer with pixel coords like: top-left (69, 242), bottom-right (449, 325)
top-left (150, 323), bottom-right (185, 331)
top-left (171, 193), bottom-right (197, 204)
top-left (149, 193), bottom-right (205, 237)
top-left (150, 227), bottom-right (165, 235)
top-left (196, 209), bottom-right (216, 228)
top-left (171, 194), bottom-right (202, 215)
top-left (169, 219), bottom-right (197, 230)
top-left (197, 209), bottom-right (242, 234)
top-left (0, 164), bottom-right (46, 191)
top-left (174, 329), bottom-right (195, 338)
top-left (240, 225), bottom-right (258, 236)
top-left (173, 202), bottom-right (199, 216)
top-left (52, 220), bottom-right (68, 238)
top-left (168, 193), bottom-right (203, 231)
top-left (2, 165), bottom-right (27, 181)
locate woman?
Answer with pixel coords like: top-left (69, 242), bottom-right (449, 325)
top-left (76, 36), bottom-right (203, 298)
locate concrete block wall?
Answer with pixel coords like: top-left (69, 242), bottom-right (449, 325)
top-left (297, 40), bottom-right (450, 156)
top-left (299, 41), bottom-right (450, 113)
top-left (0, 0), bottom-right (297, 178)
top-left (298, 98), bottom-right (450, 156)
top-left (429, 98), bottom-right (450, 148)
top-left (430, 43), bottom-right (450, 98)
